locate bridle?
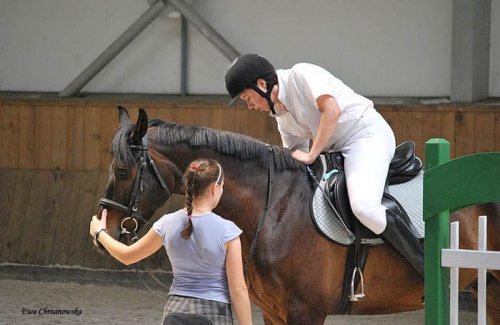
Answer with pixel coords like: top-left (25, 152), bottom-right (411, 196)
top-left (98, 136), bottom-right (170, 244)
top-left (98, 134), bottom-right (172, 299)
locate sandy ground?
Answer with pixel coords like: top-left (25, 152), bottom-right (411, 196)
top-left (0, 278), bottom-right (480, 325)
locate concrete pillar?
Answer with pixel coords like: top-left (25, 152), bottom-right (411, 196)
top-left (451, 0), bottom-right (491, 102)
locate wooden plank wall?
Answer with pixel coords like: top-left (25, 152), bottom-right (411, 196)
top-left (381, 105), bottom-right (500, 162)
top-left (1, 96), bottom-right (500, 171)
top-left (0, 168), bottom-right (183, 270)
top-left (0, 96), bottom-right (281, 172)
top-left (1, 94), bottom-right (500, 269)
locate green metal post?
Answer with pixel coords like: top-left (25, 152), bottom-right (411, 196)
top-left (424, 139), bottom-right (450, 325)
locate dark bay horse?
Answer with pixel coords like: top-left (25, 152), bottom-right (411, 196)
top-left (98, 106), bottom-right (500, 324)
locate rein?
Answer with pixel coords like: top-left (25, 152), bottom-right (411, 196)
top-left (133, 264), bottom-right (168, 300)
top-left (245, 144), bottom-right (274, 270)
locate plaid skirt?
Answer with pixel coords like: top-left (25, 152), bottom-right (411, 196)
top-left (162, 295), bottom-right (233, 325)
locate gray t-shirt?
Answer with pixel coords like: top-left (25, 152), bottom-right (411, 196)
top-left (153, 209), bottom-right (242, 303)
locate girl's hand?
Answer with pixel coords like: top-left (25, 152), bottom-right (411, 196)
top-left (90, 209), bottom-right (108, 237)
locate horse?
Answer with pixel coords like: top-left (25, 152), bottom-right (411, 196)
top-left (96, 106), bottom-right (500, 324)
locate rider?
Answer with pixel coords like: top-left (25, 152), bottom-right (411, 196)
top-left (90, 158), bottom-right (252, 325)
top-left (224, 53), bottom-right (424, 278)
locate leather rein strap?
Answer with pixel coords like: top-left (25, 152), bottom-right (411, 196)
top-left (245, 144), bottom-right (274, 270)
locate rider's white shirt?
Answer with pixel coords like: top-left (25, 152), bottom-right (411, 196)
top-left (272, 63), bottom-right (374, 152)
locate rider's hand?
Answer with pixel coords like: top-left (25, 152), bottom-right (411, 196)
top-left (90, 209), bottom-right (108, 237)
top-left (292, 149), bottom-right (316, 165)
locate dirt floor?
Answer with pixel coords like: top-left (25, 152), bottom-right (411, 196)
top-left (0, 278), bottom-right (480, 325)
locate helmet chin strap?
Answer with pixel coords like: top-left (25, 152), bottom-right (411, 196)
top-left (250, 82), bottom-right (277, 115)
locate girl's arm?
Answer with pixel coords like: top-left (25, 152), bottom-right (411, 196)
top-left (225, 237), bottom-right (252, 325)
top-left (90, 209), bottom-right (163, 265)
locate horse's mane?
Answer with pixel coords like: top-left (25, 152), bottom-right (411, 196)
top-left (111, 119), bottom-right (304, 172)
top-left (148, 119), bottom-right (304, 172)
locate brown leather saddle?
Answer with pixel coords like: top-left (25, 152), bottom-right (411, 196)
top-left (311, 141), bottom-right (422, 314)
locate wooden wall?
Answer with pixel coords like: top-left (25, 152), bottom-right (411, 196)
top-left (0, 168), bottom-right (183, 270)
top-left (380, 103), bottom-right (500, 161)
top-left (1, 93), bottom-right (500, 269)
top-left (0, 94), bottom-right (281, 172)
top-left (1, 94), bottom-right (500, 172)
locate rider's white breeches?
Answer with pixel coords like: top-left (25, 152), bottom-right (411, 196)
top-left (334, 109), bottom-right (396, 235)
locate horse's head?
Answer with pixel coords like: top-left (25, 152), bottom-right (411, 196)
top-left (97, 106), bottom-right (176, 247)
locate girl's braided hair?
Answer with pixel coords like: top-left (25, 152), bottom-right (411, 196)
top-left (181, 158), bottom-right (224, 239)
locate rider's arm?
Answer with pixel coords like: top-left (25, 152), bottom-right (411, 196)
top-left (90, 209), bottom-right (163, 265)
top-left (225, 237), bottom-right (252, 325)
top-left (278, 124), bottom-right (310, 153)
top-left (292, 94), bottom-right (341, 164)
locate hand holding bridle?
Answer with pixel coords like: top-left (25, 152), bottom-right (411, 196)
top-left (90, 209), bottom-right (108, 237)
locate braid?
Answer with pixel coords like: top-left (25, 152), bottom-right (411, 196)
top-left (180, 159), bottom-right (224, 240)
top-left (185, 169), bottom-right (195, 217)
top-left (180, 169), bottom-right (196, 239)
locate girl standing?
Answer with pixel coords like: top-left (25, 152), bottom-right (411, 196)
top-left (90, 158), bottom-right (252, 325)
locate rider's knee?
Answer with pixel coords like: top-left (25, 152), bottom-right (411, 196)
top-left (350, 201), bottom-right (386, 234)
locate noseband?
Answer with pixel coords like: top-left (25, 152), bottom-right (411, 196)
top-left (98, 136), bottom-right (170, 243)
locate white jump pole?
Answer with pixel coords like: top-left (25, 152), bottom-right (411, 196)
top-left (478, 216), bottom-right (487, 325)
top-left (449, 221), bottom-right (459, 325)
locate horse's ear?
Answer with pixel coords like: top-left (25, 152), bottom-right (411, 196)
top-left (130, 108), bottom-right (149, 144)
top-left (118, 105), bottom-right (131, 125)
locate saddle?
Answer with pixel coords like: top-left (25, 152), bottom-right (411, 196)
top-left (324, 141), bottom-right (422, 242)
top-left (311, 141), bottom-right (422, 314)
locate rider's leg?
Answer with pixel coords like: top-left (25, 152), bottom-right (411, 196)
top-left (342, 110), bottom-right (395, 235)
top-left (342, 111), bottom-right (424, 278)
top-left (379, 209), bottom-right (425, 278)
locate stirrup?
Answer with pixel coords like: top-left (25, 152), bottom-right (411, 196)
top-left (349, 267), bottom-right (366, 301)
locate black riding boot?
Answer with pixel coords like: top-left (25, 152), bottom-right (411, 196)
top-left (379, 210), bottom-right (425, 278)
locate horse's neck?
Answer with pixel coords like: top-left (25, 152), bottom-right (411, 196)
top-left (157, 144), bottom-right (306, 226)
top-left (214, 157), bottom-right (273, 223)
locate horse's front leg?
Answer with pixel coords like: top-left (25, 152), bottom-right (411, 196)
top-left (262, 311), bottom-right (285, 325)
top-left (286, 300), bottom-right (327, 325)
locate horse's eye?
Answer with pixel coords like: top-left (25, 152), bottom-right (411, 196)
top-left (116, 168), bottom-right (128, 179)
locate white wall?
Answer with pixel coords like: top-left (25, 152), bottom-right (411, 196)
top-left (491, 0), bottom-right (500, 96)
top-left (0, 0), bottom-right (498, 97)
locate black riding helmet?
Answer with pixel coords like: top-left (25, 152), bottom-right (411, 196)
top-left (224, 54), bottom-right (278, 114)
